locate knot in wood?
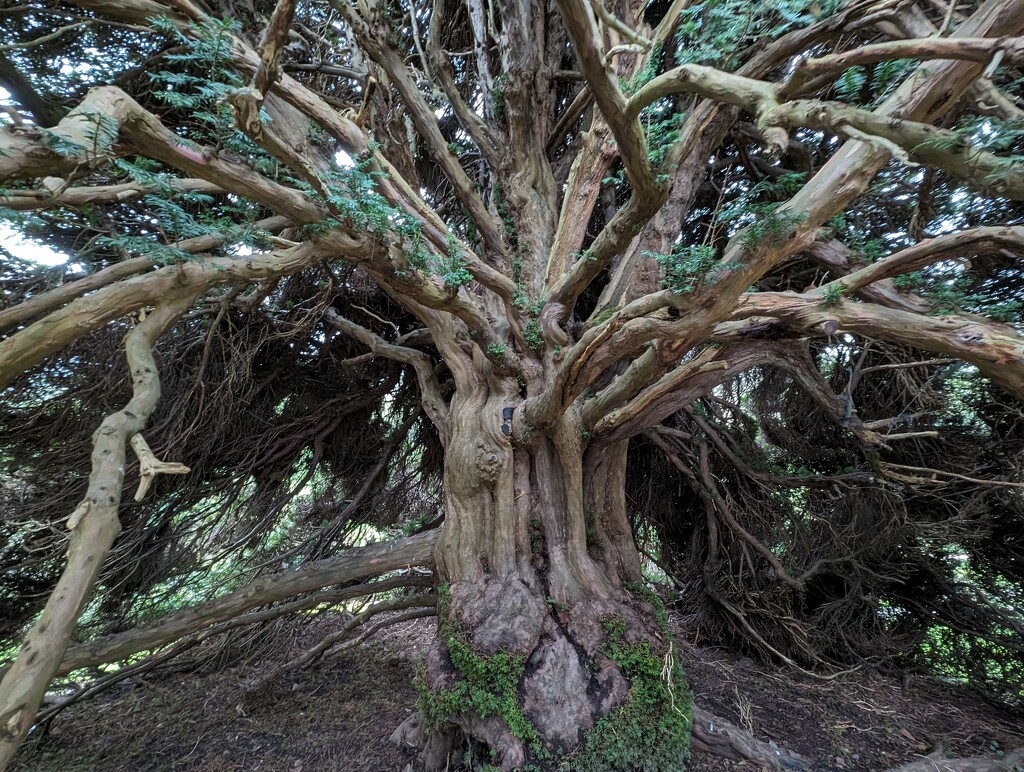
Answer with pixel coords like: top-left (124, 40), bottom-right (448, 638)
top-left (474, 441), bottom-right (503, 483)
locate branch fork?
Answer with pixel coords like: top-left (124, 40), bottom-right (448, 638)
top-left (129, 433), bottom-right (190, 501)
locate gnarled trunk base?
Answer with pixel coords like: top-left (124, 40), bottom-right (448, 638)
top-left (413, 577), bottom-right (692, 771)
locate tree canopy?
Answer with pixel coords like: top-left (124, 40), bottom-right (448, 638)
top-left (1, 0), bottom-right (1024, 768)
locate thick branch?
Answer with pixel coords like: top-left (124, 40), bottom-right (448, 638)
top-left (735, 292), bottom-right (1024, 401)
top-left (555, 0), bottom-right (659, 201)
top-left (44, 530), bottom-right (438, 677)
top-left (0, 50), bottom-right (64, 126)
top-left (782, 36), bottom-right (1024, 97)
top-left (0, 86), bottom-right (321, 222)
top-left (0, 241), bottom-right (333, 390)
top-left (0, 177), bottom-right (222, 210)
top-left (0, 215), bottom-right (290, 334)
top-left (823, 225), bottom-right (1024, 295)
top-left (0, 289), bottom-right (196, 770)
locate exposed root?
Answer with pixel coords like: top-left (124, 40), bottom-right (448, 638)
top-left (887, 748), bottom-right (1024, 771)
top-left (691, 705), bottom-right (811, 770)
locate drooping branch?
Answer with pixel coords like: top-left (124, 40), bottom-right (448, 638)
top-left (249, 592), bottom-right (436, 691)
top-left (0, 214), bottom-right (290, 334)
top-left (0, 241), bottom-right (330, 390)
top-left (0, 288), bottom-right (198, 769)
top-left (24, 530), bottom-right (439, 679)
top-left (31, 573), bottom-right (434, 727)
top-left (0, 49), bottom-right (65, 126)
top-left (324, 309), bottom-right (449, 441)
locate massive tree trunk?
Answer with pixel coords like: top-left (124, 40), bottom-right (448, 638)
top-left (415, 384), bottom-right (691, 770)
top-left (5, 0), bottom-right (1024, 768)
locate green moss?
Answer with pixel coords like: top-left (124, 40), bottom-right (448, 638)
top-left (569, 614), bottom-right (693, 772)
top-left (417, 586), bottom-right (691, 771)
top-left (415, 584), bottom-right (551, 764)
top-left (625, 581), bottom-right (670, 636)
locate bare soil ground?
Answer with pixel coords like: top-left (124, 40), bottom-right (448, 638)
top-left (11, 611), bottom-right (1023, 771)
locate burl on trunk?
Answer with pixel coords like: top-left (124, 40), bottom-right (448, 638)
top-left (410, 389), bottom-right (693, 771)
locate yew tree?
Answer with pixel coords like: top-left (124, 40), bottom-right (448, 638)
top-left (2, 0), bottom-right (1024, 768)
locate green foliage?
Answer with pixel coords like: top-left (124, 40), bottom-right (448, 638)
top-left (833, 66), bottom-right (866, 103)
top-left (523, 319), bottom-right (545, 351)
top-left (625, 581), bottom-right (670, 636)
top-left (676, 0), bottom-right (838, 69)
top-left (415, 584), bottom-right (548, 762)
top-left (491, 74), bottom-right (510, 123)
top-left (893, 269), bottom-right (1023, 322)
top-left (621, 44), bottom-right (663, 96)
top-left (644, 110), bottom-right (685, 172)
top-left (572, 615), bottom-right (693, 772)
top-left (439, 233), bottom-right (473, 289)
top-left (486, 342), bottom-right (507, 359)
top-left (647, 243), bottom-right (719, 294)
top-left (717, 173), bottom-right (809, 249)
top-left (870, 58), bottom-right (917, 105)
top-left (150, 17), bottom-right (276, 169)
top-left (821, 283), bottom-right (846, 305)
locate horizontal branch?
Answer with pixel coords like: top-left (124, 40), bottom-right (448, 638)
top-left (782, 35), bottom-right (1024, 97)
top-left (734, 292), bottom-right (1024, 401)
top-left (0, 241), bottom-right (338, 390)
top-left (0, 178), bottom-right (222, 211)
top-left (807, 238), bottom-right (932, 314)
top-left (823, 225), bottom-right (1024, 295)
top-left (44, 530), bottom-right (438, 676)
top-left (0, 215), bottom-right (290, 334)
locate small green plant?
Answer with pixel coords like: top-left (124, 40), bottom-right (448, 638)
top-left (415, 585), bottom-right (552, 765)
top-left (571, 613), bottom-right (693, 771)
top-left (491, 74), bottom-right (510, 122)
top-left (523, 319), bottom-right (544, 351)
top-left (646, 244), bottom-right (730, 294)
top-left (821, 283), bottom-right (846, 305)
top-left (439, 233), bottom-right (473, 289)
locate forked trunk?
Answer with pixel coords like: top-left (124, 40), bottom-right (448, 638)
top-left (414, 389), bottom-right (692, 771)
